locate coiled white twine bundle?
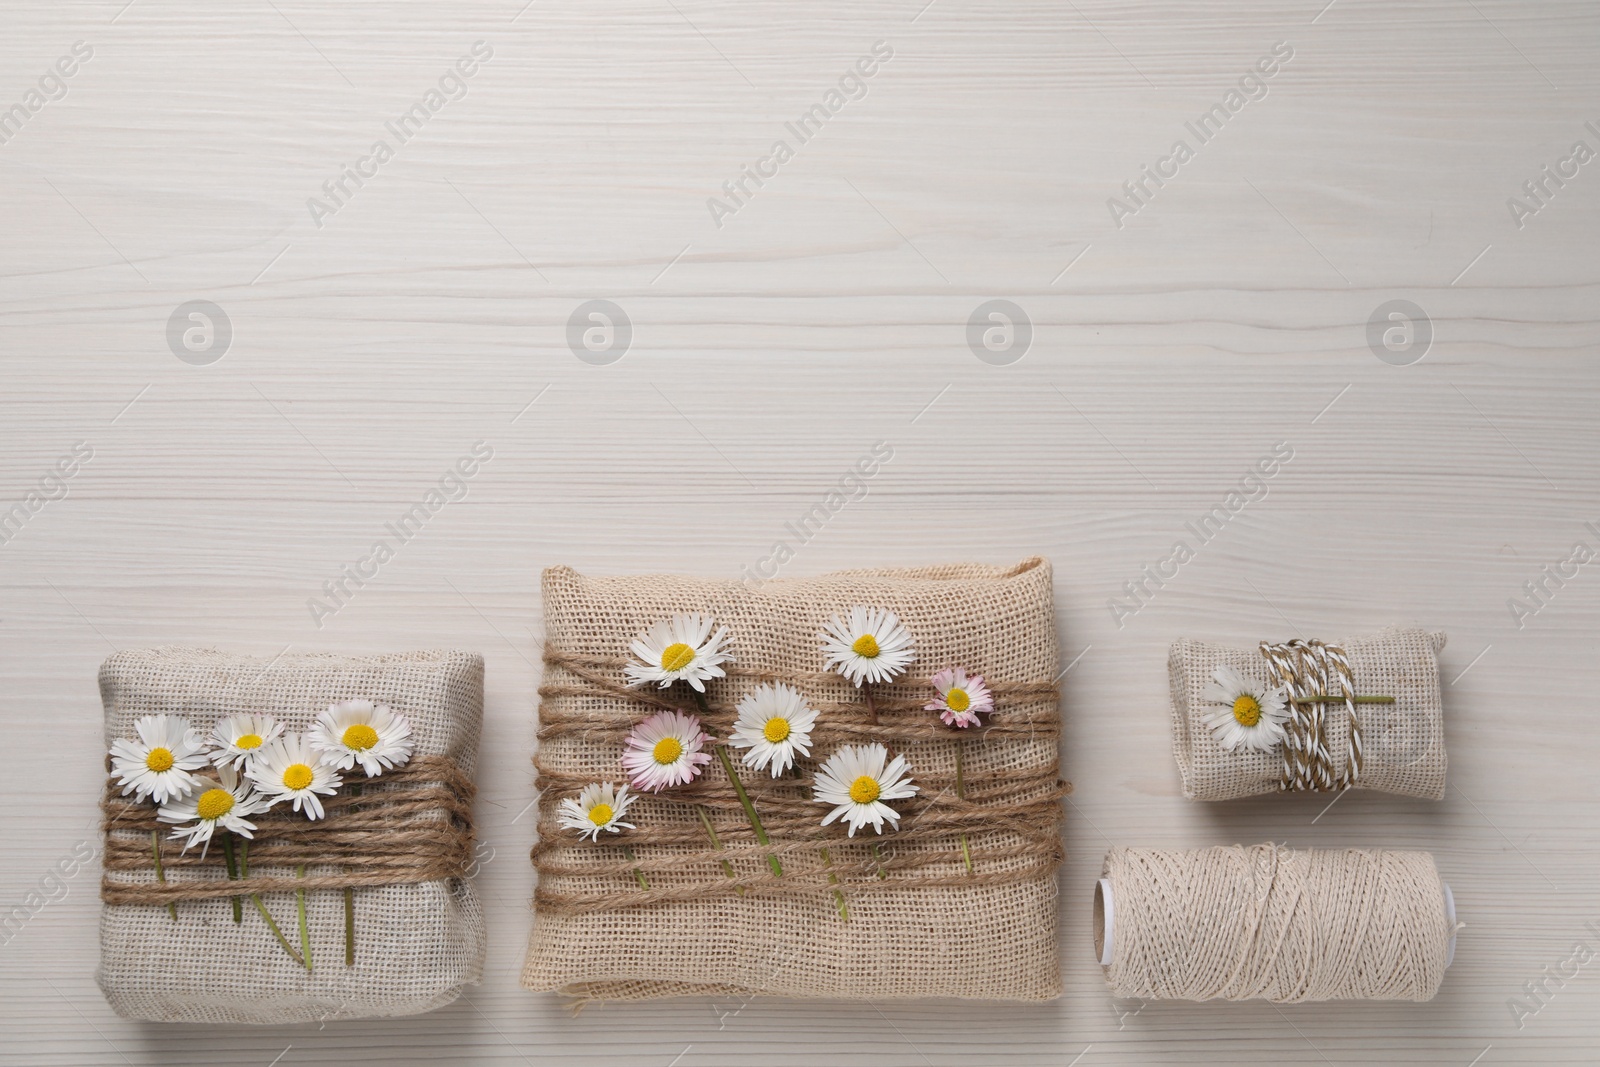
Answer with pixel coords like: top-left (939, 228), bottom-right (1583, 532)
top-left (1099, 844), bottom-right (1457, 1002)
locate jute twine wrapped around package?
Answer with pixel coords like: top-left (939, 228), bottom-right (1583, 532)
top-left (522, 558), bottom-right (1066, 1001)
top-left (97, 647), bottom-right (487, 1024)
top-left (1169, 627), bottom-right (1447, 801)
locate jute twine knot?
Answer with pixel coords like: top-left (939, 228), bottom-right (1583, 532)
top-left (1102, 844), bottom-right (1455, 1002)
top-left (100, 755), bottom-right (476, 905)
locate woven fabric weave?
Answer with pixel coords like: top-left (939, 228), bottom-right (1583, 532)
top-left (1168, 627), bottom-right (1447, 801)
top-left (522, 558), bottom-right (1065, 1001)
top-left (96, 647), bottom-right (486, 1024)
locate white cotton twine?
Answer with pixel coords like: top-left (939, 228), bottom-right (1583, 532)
top-left (1098, 844), bottom-right (1459, 1002)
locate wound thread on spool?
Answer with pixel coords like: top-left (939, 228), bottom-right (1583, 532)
top-left (1098, 844), bottom-right (1459, 1002)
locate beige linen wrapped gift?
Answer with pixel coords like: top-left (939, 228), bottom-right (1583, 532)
top-left (97, 647), bottom-right (486, 1024)
top-left (1168, 627), bottom-right (1447, 801)
top-left (523, 558), bottom-right (1067, 1001)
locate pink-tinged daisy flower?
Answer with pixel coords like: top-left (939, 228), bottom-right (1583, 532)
top-left (622, 710), bottom-right (713, 792)
top-left (813, 743), bottom-right (919, 836)
top-left (926, 667), bottom-right (995, 728)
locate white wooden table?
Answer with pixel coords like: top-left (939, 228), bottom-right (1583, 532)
top-left (3, 1), bottom-right (1598, 1062)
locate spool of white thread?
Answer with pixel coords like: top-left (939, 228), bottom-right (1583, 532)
top-left (1094, 876), bottom-right (1457, 968)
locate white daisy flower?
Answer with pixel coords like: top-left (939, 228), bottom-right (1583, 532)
top-left (308, 699), bottom-right (415, 778)
top-left (813, 742), bottom-right (919, 837)
top-left (729, 682), bottom-right (818, 777)
top-left (621, 710), bottom-right (713, 792)
top-left (1203, 665), bottom-right (1291, 753)
top-left (158, 764), bottom-right (270, 857)
top-left (819, 606), bottom-right (916, 686)
top-left (623, 613), bottom-right (734, 693)
top-left (110, 714), bottom-right (209, 804)
top-left (208, 713), bottom-right (285, 771)
top-left (246, 733), bottom-right (343, 819)
top-left (926, 666), bottom-right (995, 728)
top-left (557, 782), bottom-right (637, 842)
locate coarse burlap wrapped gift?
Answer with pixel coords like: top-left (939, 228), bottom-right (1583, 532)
top-left (97, 647), bottom-right (487, 1025)
top-left (522, 557), bottom-right (1066, 1001)
top-left (1169, 627), bottom-right (1447, 801)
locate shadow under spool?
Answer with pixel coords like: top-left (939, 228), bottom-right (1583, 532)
top-left (1094, 845), bottom-right (1459, 1001)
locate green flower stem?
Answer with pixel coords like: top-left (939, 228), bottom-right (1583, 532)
top-left (150, 830), bottom-right (177, 922)
top-left (688, 687), bottom-right (782, 879)
top-left (222, 834), bottom-right (243, 923)
top-left (346, 781), bottom-right (361, 965)
top-left (871, 843), bottom-right (889, 880)
top-left (1292, 694), bottom-right (1395, 705)
top-left (819, 846), bottom-right (849, 922)
top-left (296, 865), bottom-right (313, 972)
top-left (714, 746), bottom-right (782, 878)
top-left (955, 739), bottom-right (974, 875)
top-left (344, 888), bottom-right (355, 967)
top-left (622, 845), bottom-right (649, 890)
top-left (696, 804), bottom-right (745, 896)
top-left (250, 894), bottom-right (306, 968)
top-left (237, 844), bottom-right (305, 968)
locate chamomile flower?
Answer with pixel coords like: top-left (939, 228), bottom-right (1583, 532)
top-left (729, 682), bottom-right (818, 777)
top-left (813, 742), bottom-right (919, 837)
top-left (557, 782), bottom-right (637, 841)
top-left (157, 764), bottom-right (270, 857)
top-left (624, 613), bottom-right (734, 693)
top-left (1203, 665), bottom-right (1291, 753)
top-left (819, 606), bottom-right (916, 686)
top-left (247, 733), bottom-right (343, 819)
top-left (308, 699), bottom-right (414, 778)
top-left (621, 710), bottom-right (713, 792)
top-left (208, 713), bottom-right (285, 771)
top-left (110, 714), bottom-right (209, 804)
top-left (926, 667), bottom-right (995, 728)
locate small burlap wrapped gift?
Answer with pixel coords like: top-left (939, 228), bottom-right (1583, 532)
top-left (523, 558), bottom-right (1066, 1001)
top-left (1169, 627), bottom-right (1447, 801)
top-left (97, 647), bottom-right (487, 1024)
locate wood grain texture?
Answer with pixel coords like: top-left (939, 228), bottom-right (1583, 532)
top-left (2, 0), bottom-right (1598, 1062)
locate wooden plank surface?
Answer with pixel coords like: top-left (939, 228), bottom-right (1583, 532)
top-left (2, 0), bottom-right (1598, 1063)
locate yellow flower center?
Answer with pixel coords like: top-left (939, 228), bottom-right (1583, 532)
top-left (145, 747), bottom-right (175, 773)
top-left (196, 788), bottom-right (235, 821)
top-left (282, 763), bottom-right (315, 791)
top-left (849, 775), bottom-right (881, 804)
top-left (851, 634), bottom-right (880, 658)
top-left (235, 733), bottom-right (264, 750)
top-left (342, 723), bottom-right (380, 751)
top-left (763, 717), bottom-right (791, 743)
top-left (652, 737), bottom-right (684, 765)
top-left (587, 803), bottom-right (614, 826)
top-left (660, 642), bottom-right (695, 672)
top-left (1233, 695), bottom-right (1262, 727)
top-left (946, 688), bottom-right (971, 713)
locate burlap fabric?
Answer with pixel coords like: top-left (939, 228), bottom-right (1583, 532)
top-left (97, 647), bottom-right (486, 1024)
top-left (522, 558), bottom-right (1065, 1001)
top-left (1168, 627), bottom-right (1447, 801)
